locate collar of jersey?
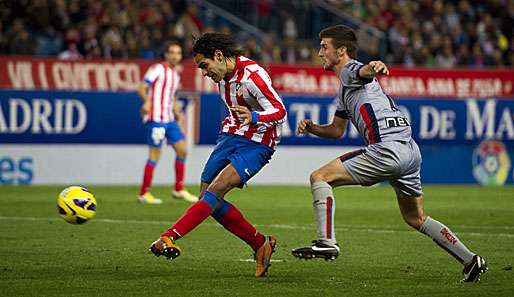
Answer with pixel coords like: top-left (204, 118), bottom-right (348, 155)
top-left (224, 56), bottom-right (242, 82)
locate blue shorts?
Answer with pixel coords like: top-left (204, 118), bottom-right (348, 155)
top-left (201, 133), bottom-right (274, 187)
top-left (145, 121), bottom-right (184, 148)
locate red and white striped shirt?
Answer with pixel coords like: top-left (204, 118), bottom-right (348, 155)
top-left (218, 56), bottom-right (287, 150)
top-left (143, 63), bottom-right (180, 123)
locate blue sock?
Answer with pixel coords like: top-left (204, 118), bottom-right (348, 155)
top-left (212, 200), bottom-right (231, 220)
top-left (201, 191), bottom-right (222, 211)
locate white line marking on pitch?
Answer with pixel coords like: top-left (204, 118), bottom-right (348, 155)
top-left (239, 259), bottom-right (284, 262)
top-left (1, 215), bottom-right (513, 238)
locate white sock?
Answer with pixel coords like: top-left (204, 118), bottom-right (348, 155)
top-left (311, 181), bottom-right (337, 245)
top-left (419, 216), bottom-right (475, 265)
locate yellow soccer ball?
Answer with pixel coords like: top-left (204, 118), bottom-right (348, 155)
top-left (57, 186), bottom-right (97, 224)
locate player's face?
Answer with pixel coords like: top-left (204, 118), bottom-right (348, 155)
top-left (194, 52), bottom-right (227, 83)
top-left (318, 38), bottom-right (340, 71)
top-left (165, 45), bottom-right (183, 66)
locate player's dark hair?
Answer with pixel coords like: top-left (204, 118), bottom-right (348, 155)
top-left (319, 25), bottom-right (357, 59)
top-left (164, 40), bottom-right (182, 53)
top-left (192, 33), bottom-right (243, 59)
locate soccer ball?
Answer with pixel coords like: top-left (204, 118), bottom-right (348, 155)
top-left (57, 186), bottom-right (97, 224)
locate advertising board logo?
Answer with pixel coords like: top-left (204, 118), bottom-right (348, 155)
top-left (0, 156), bottom-right (33, 185)
top-left (472, 140), bottom-right (511, 186)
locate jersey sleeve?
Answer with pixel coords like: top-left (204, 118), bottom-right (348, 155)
top-left (334, 96), bottom-right (349, 119)
top-left (339, 61), bottom-right (373, 88)
top-left (143, 64), bottom-right (162, 85)
top-left (245, 68), bottom-right (287, 127)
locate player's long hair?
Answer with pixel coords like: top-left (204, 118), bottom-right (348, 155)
top-left (319, 25), bottom-right (357, 59)
top-left (192, 33), bottom-right (244, 59)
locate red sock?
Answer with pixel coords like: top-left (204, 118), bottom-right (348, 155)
top-left (162, 192), bottom-right (220, 239)
top-left (213, 201), bottom-right (265, 251)
top-left (175, 157), bottom-right (185, 191)
top-left (139, 160), bottom-right (156, 196)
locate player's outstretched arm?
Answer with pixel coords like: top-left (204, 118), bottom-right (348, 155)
top-left (358, 61), bottom-right (390, 79)
top-left (297, 116), bottom-right (347, 139)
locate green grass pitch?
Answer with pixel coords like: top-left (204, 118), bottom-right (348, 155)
top-left (1, 185), bottom-right (513, 296)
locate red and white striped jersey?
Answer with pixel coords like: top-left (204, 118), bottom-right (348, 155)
top-left (143, 63), bottom-right (180, 123)
top-left (218, 56), bottom-right (287, 150)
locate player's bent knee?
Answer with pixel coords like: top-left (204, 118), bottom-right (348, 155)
top-left (403, 213), bottom-right (426, 229)
top-left (310, 170), bottom-right (327, 184)
top-left (206, 178), bottom-right (238, 198)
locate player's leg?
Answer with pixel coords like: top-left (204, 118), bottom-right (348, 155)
top-left (199, 182), bottom-right (209, 198)
top-left (293, 146), bottom-right (394, 260)
top-left (150, 163), bottom-right (240, 260)
top-left (292, 157), bottom-right (357, 260)
top-left (395, 191), bottom-right (487, 282)
top-left (172, 139), bottom-right (187, 191)
top-left (393, 139), bottom-right (486, 281)
top-left (207, 138), bottom-right (276, 277)
top-left (311, 157), bottom-right (359, 241)
top-left (201, 172), bottom-right (267, 256)
top-left (139, 122), bottom-right (165, 204)
top-left (167, 121), bottom-right (197, 202)
top-left (170, 139), bottom-right (198, 202)
top-left (162, 163), bottom-right (241, 239)
top-left (149, 133), bottom-right (234, 258)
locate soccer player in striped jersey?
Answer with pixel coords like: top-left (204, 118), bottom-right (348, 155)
top-left (291, 25), bottom-right (487, 282)
top-left (137, 41), bottom-right (198, 204)
top-left (149, 33), bottom-right (286, 277)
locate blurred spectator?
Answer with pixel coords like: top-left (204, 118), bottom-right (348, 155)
top-left (34, 26), bottom-right (63, 56)
top-left (0, 22), bottom-right (8, 54)
top-left (174, 3), bottom-right (202, 39)
top-left (283, 15), bottom-right (298, 39)
top-left (281, 37), bottom-right (297, 65)
top-left (82, 26), bottom-right (101, 59)
top-left (436, 44), bottom-right (456, 68)
top-left (58, 43), bottom-right (82, 60)
top-left (245, 37), bottom-right (262, 61)
top-left (125, 32), bottom-right (140, 58)
top-left (297, 43), bottom-right (313, 65)
top-left (0, 0), bottom-right (512, 68)
top-left (139, 36), bottom-right (156, 59)
top-left (219, 24), bottom-right (232, 35)
top-left (10, 28), bottom-right (35, 56)
top-left (456, 44), bottom-right (473, 66)
top-left (260, 35), bottom-right (281, 66)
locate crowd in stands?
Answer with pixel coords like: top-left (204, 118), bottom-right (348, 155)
top-left (332, 0), bottom-right (514, 67)
top-left (0, 0), bottom-right (513, 68)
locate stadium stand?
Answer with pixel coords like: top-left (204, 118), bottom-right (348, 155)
top-left (0, 0), bottom-right (512, 67)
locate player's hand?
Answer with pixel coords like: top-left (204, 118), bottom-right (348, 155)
top-left (369, 61), bottom-right (389, 75)
top-left (297, 119), bottom-right (313, 135)
top-left (230, 106), bottom-right (252, 126)
top-left (140, 101), bottom-right (151, 116)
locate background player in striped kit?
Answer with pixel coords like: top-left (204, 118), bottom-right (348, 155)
top-left (149, 33), bottom-right (287, 277)
top-left (291, 25), bottom-right (487, 282)
top-left (137, 41), bottom-right (197, 204)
